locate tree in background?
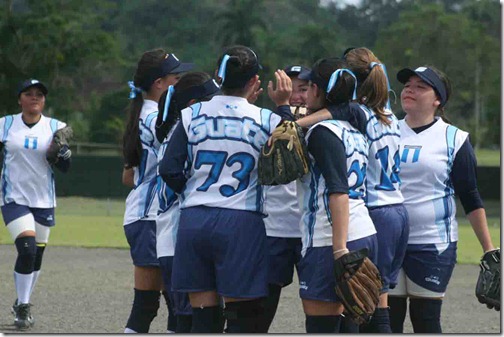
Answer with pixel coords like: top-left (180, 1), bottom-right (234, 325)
top-left (0, 0), bottom-right (121, 141)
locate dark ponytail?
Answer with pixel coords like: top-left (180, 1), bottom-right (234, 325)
top-left (122, 49), bottom-right (166, 167)
top-left (310, 58), bottom-right (356, 107)
top-left (216, 45), bottom-right (259, 95)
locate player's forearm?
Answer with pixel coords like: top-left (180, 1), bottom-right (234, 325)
top-left (329, 193), bottom-right (349, 254)
top-left (122, 167), bottom-right (134, 187)
top-left (296, 109), bottom-right (331, 128)
top-left (467, 207), bottom-right (495, 252)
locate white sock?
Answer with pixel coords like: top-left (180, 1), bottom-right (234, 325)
top-left (14, 272), bottom-right (34, 304)
top-left (29, 270), bottom-right (40, 297)
top-left (124, 328), bottom-right (137, 333)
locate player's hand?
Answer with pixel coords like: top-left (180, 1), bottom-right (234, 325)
top-left (268, 70), bottom-right (292, 107)
top-left (247, 79), bottom-right (263, 104)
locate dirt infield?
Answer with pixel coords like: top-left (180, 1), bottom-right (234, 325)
top-left (0, 245), bottom-right (500, 333)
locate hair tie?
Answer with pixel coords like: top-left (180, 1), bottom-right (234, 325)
top-left (162, 86), bottom-right (175, 122)
top-left (217, 54), bottom-right (231, 85)
top-left (128, 81), bottom-right (142, 99)
top-left (326, 68), bottom-right (358, 100)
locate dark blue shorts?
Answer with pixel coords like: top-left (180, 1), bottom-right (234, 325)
top-left (403, 242), bottom-right (457, 293)
top-left (368, 203), bottom-right (409, 292)
top-left (172, 206), bottom-right (268, 299)
top-left (267, 237), bottom-right (302, 287)
top-left (124, 220), bottom-right (159, 267)
top-left (1, 202), bottom-right (55, 226)
top-left (159, 256), bottom-right (192, 316)
top-left (298, 234), bottom-right (378, 302)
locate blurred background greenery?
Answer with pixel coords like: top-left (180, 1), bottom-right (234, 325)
top-left (0, 0), bottom-right (500, 152)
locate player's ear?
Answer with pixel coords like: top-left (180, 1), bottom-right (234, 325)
top-left (187, 98), bottom-right (197, 107)
top-left (312, 83), bottom-right (322, 98)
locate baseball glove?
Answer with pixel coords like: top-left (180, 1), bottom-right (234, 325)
top-left (476, 248), bottom-right (500, 311)
top-left (46, 126), bottom-right (73, 164)
top-left (258, 120), bottom-right (309, 185)
top-left (334, 248), bottom-right (383, 325)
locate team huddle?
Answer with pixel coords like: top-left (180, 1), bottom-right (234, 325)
top-left (1, 45), bottom-right (499, 333)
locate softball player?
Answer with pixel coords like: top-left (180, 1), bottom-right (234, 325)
top-left (159, 45), bottom-right (291, 333)
top-left (155, 72), bottom-right (220, 333)
top-left (2, 79), bottom-right (71, 329)
top-left (295, 47), bottom-right (409, 333)
top-left (388, 66), bottom-right (496, 333)
top-left (121, 49), bottom-right (193, 333)
top-left (257, 65), bottom-right (310, 333)
top-left (295, 58), bottom-right (377, 333)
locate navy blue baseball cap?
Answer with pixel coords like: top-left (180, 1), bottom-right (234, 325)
top-left (284, 65), bottom-right (311, 79)
top-left (17, 79), bottom-right (48, 96)
top-left (163, 53), bottom-right (194, 74)
top-left (397, 66), bottom-right (448, 107)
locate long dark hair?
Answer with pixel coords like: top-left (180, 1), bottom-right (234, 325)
top-left (123, 48), bottom-right (167, 168)
top-left (344, 47), bottom-right (391, 125)
top-left (156, 72), bottom-right (215, 142)
top-left (216, 45), bottom-right (259, 96)
top-left (310, 57), bottom-right (357, 107)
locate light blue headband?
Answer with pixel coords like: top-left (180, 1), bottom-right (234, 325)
top-left (369, 62), bottom-right (393, 110)
top-left (217, 54), bottom-right (231, 85)
top-left (128, 81), bottom-right (142, 99)
top-left (162, 86), bottom-right (175, 122)
top-left (326, 69), bottom-right (357, 100)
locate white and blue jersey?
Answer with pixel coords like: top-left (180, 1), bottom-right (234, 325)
top-left (156, 129), bottom-right (180, 258)
top-left (360, 105), bottom-right (404, 207)
top-left (0, 113), bottom-right (66, 208)
top-left (123, 100), bottom-right (161, 226)
top-left (298, 120), bottom-right (376, 255)
top-left (263, 183), bottom-right (302, 238)
top-left (399, 118), bottom-right (468, 244)
top-left (178, 95), bottom-right (281, 213)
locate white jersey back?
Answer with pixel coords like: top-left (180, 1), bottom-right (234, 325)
top-left (0, 113), bottom-right (66, 208)
top-left (156, 129), bottom-right (180, 258)
top-left (123, 100), bottom-right (161, 225)
top-left (298, 120), bottom-right (376, 254)
top-left (180, 96), bottom-right (281, 213)
top-left (399, 118), bottom-right (468, 244)
top-left (360, 105), bottom-right (404, 207)
top-left (263, 183), bottom-right (302, 238)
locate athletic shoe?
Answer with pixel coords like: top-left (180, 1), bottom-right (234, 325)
top-left (14, 303), bottom-right (34, 329)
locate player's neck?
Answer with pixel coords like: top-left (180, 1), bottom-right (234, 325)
top-left (21, 112), bottom-right (42, 125)
top-left (404, 112), bottom-right (435, 129)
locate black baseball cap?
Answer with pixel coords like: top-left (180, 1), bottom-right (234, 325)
top-left (284, 65), bottom-right (311, 79)
top-left (397, 66), bottom-right (447, 107)
top-left (17, 79), bottom-right (48, 96)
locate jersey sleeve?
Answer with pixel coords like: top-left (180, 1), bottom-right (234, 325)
top-left (451, 136), bottom-right (484, 214)
top-left (159, 120), bottom-right (188, 194)
top-left (147, 112), bottom-right (161, 150)
top-left (307, 126), bottom-right (349, 194)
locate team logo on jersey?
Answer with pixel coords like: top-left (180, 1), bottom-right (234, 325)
top-left (401, 145), bottom-right (422, 163)
top-left (424, 274), bottom-right (441, 285)
top-left (188, 115), bottom-right (269, 152)
top-left (24, 136), bottom-right (38, 150)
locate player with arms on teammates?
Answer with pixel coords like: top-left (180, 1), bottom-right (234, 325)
top-left (159, 45), bottom-right (292, 333)
top-left (1, 79), bottom-right (71, 329)
top-left (296, 47), bottom-right (409, 333)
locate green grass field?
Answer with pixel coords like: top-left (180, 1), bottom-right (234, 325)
top-left (475, 148), bottom-right (500, 167)
top-left (0, 197), bottom-right (500, 264)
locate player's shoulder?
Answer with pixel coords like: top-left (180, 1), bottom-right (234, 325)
top-left (42, 115), bottom-right (67, 132)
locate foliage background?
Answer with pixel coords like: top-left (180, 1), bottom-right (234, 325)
top-left (0, 0), bottom-right (500, 148)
